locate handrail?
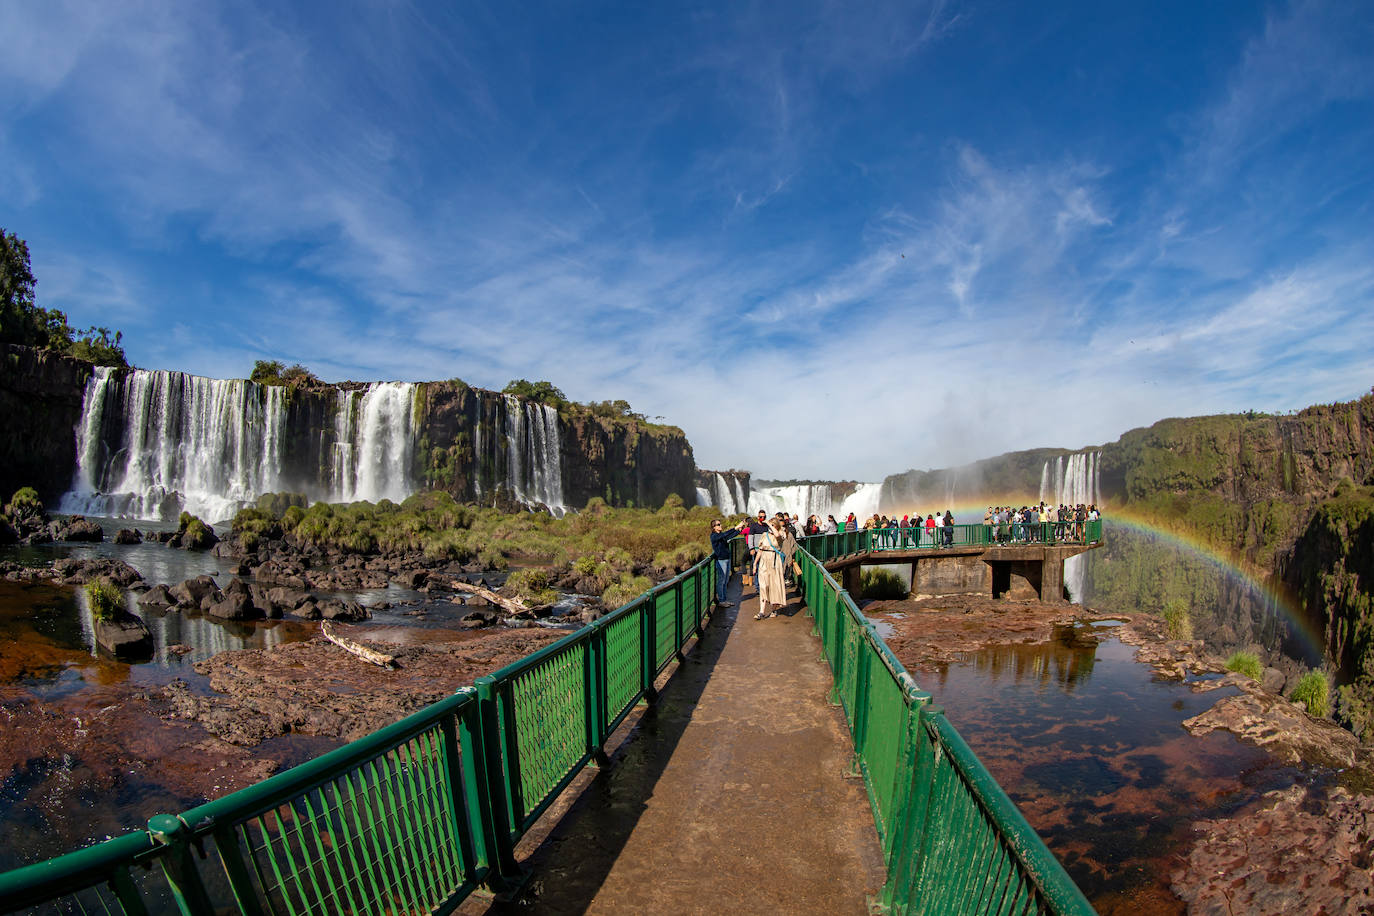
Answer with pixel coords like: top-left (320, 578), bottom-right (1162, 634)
top-left (794, 535), bottom-right (1096, 915)
top-left (0, 555), bottom-right (723, 915)
top-left (816, 519), bottom-right (1102, 553)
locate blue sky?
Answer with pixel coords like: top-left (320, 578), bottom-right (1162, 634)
top-left (3, 0), bottom-right (1372, 481)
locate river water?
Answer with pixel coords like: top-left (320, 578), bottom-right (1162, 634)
top-left (887, 617), bottom-right (1301, 914)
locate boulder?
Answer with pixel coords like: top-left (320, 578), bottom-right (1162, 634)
top-left (93, 612), bottom-right (154, 660)
top-left (392, 569), bottom-right (429, 589)
top-left (291, 600), bottom-right (322, 620)
top-left (206, 592), bottom-right (260, 621)
top-left (138, 584), bottom-right (176, 607)
top-left (1262, 667), bottom-right (1287, 694)
top-left (169, 575), bottom-right (219, 608)
top-left (319, 599), bottom-right (370, 622)
top-left (52, 516), bottom-right (104, 542)
top-left (113, 528), bottom-right (142, 545)
top-left (266, 586), bottom-right (309, 613)
top-left (51, 557), bottom-right (143, 587)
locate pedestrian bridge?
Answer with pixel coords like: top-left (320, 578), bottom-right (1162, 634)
top-left (0, 531), bottom-right (1100, 915)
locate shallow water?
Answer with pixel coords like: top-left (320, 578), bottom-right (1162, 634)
top-left (911, 624), bottom-right (1297, 914)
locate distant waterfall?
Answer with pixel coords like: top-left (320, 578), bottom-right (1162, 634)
top-left (61, 368), bottom-right (419, 522)
top-left (1038, 450), bottom-right (1101, 602)
top-left (750, 482), bottom-right (882, 523)
top-left (696, 472), bottom-right (748, 515)
top-left (1039, 451), bottom-right (1099, 508)
top-left (502, 396), bottom-right (566, 515)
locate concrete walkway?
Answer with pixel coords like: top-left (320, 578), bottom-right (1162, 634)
top-left (487, 575), bottom-right (887, 915)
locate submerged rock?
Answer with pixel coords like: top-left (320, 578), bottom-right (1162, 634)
top-left (169, 575), bottom-right (219, 608)
top-left (138, 584), bottom-right (176, 607)
top-left (113, 528), bottom-right (142, 545)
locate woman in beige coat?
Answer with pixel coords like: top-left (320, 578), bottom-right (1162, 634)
top-left (753, 520), bottom-right (788, 619)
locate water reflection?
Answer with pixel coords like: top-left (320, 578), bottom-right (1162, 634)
top-left (921, 630), bottom-right (1296, 914)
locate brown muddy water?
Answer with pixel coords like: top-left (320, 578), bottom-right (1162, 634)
top-left (886, 616), bottom-right (1304, 915)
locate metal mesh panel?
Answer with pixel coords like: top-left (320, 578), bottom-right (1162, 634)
top-left (603, 607), bottom-right (644, 727)
top-left (509, 645), bottom-right (588, 815)
top-left (653, 591), bottom-right (676, 670)
top-left (857, 659), bottom-right (909, 850)
top-left (231, 727), bottom-right (467, 916)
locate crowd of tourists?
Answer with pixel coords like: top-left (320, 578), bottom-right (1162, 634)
top-left (709, 502), bottom-right (1102, 616)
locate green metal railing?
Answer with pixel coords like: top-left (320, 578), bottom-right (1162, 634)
top-left (821, 519), bottom-right (1103, 554)
top-left (0, 560), bottom-right (720, 915)
top-left (796, 533), bottom-right (1096, 915)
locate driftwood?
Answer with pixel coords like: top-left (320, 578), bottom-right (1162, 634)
top-left (321, 621), bottom-right (396, 669)
top-left (436, 577), bottom-right (530, 615)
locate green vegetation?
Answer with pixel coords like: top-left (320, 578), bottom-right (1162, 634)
top-left (861, 568), bottom-right (909, 600)
top-left (177, 511), bottom-right (216, 550)
top-left (1224, 651), bottom-right (1263, 681)
top-left (233, 491), bottom-right (730, 607)
top-left (250, 360), bottom-right (322, 388)
top-left (502, 379), bottom-right (567, 408)
top-left (84, 581), bottom-right (127, 621)
top-left (5, 486), bottom-right (43, 521)
top-left (1, 228), bottom-right (127, 366)
top-left (1160, 598), bottom-right (1194, 641)
top-left (1290, 670), bottom-right (1330, 718)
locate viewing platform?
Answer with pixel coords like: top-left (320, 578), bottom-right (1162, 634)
top-left (813, 521), bottom-right (1103, 603)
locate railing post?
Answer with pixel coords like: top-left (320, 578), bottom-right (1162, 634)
top-left (640, 597), bottom-right (658, 703)
top-left (469, 675), bottom-right (525, 892)
top-left (586, 624), bottom-right (610, 764)
top-left (146, 815), bottom-right (216, 916)
top-left (674, 579), bottom-right (685, 659)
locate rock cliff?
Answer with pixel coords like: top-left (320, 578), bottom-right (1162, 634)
top-left (0, 344), bottom-right (91, 502)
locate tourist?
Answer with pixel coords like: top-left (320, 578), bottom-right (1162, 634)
top-left (943, 510), bottom-right (954, 546)
top-left (983, 507), bottom-right (993, 545)
top-left (753, 519), bottom-right (787, 619)
top-left (924, 513), bottom-right (936, 547)
top-left (708, 518), bottom-right (740, 607)
top-left (824, 514), bottom-right (837, 534)
top-left (779, 518), bottom-right (799, 587)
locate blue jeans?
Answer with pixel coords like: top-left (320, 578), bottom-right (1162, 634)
top-left (715, 558), bottom-right (730, 602)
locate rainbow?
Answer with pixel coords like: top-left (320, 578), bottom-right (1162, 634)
top-left (1083, 510), bottom-right (1327, 667)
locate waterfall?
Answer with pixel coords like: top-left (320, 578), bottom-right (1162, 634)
top-left (696, 472), bottom-right (748, 515)
top-left (61, 368), bottom-right (289, 522)
top-left (61, 369), bottom-right (419, 522)
top-left (501, 395), bottom-right (566, 515)
top-left (749, 482), bottom-right (882, 523)
top-left (1038, 450), bottom-right (1101, 602)
top-left (338, 383), bottom-right (417, 504)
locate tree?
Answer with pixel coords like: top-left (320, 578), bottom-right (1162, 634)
top-left (250, 359), bottom-right (321, 388)
top-left (503, 379), bottom-right (567, 408)
top-left (0, 228), bottom-right (127, 366)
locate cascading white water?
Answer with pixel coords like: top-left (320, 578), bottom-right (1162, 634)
top-left (61, 369), bottom-right (420, 522)
top-left (339, 383), bottom-right (418, 504)
top-left (697, 472), bottom-right (747, 514)
top-left (502, 395), bottom-right (566, 515)
top-left (61, 368), bottom-right (289, 522)
top-left (1038, 450), bottom-right (1101, 602)
top-left (749, 482), bottom-right (882, 523)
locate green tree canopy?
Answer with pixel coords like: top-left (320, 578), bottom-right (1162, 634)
top-left (503, 379), bottom-right (567, 407)
top-left (0, 228), bottom-right (127, 366)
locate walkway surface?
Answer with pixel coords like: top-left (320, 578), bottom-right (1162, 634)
top-left (480, 575), bottom-right (887, 915)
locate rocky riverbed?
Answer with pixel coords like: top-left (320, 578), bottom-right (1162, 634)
top-left (861, 593), bottom-right (1374, 914)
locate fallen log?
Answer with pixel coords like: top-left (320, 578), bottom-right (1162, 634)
top-left (321, 621), bottom-right (395, 669)
top-left (435, 577), bottom-right (530, 615)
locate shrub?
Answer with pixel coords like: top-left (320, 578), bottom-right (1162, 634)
top-left (85, 580), bottom-right (126, 621)
top-left (602, 573), bottom-right (651, 608)
top-left (1337, 679), bottom-right (1374, 742)
top-left (1160, 598), bottom-right (1193, 641)
top-left (505, 568), bottom-right (551, 599)
top-left (1225, 651), bottom-right (1263, 681)
top-left (861, 568), bottom-right (908, 600)
top-left (572, 554), bottom-right (600, 577)
top-left (5, 486), bottom-right (43, 521)
top-left (479, 547), bottom-right (508, 570)
top-left (1290, 670), bottom-right (1330, 718)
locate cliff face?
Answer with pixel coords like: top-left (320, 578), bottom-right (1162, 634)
top-left (561, 413), bottom-right (696, 509)
top-left (880, 448), bottom-right (1073, 512)
top-left (0, 344), bottom-right (91, 503)
top-left (413, 382), bottom-right (697, 510)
